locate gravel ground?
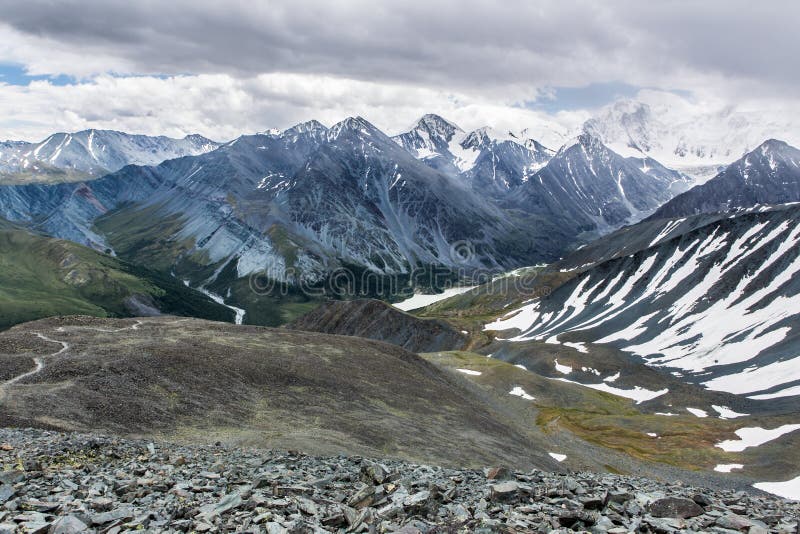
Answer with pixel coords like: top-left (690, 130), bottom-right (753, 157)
top-left (0, 428), bottom-right (797, 533)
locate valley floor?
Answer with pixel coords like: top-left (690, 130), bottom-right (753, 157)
top-left (0, 428), bottom-right (797, 533)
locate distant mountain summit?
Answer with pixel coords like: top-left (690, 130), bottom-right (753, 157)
top-left (511, 132), bottom-right (691, 234)
top-left (583, 97), bottom-right (799, 181)
top-left (649, 139), bottom-right (800, 220)
top-left (0, 129), bottom-right (219, 184)
top-left (393, 114), bottom-right (554, 196)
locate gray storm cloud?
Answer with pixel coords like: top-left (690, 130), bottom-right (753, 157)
top-left (0, 0), bottom-right (797, 142)
top-left (0, 0), bottom-right (797, 97)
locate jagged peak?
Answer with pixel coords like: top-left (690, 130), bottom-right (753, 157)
top-left (756, 138), bottom-right (792, 154)
top-left (732, 138), bottom-right (800, 173)
top-left (555, 132), bottom-right (607, 157)
top-left (461, 127), bottom-right (502, 148)
top-left (183, 133), bottom-right (218, 144)
top-left (415, 114), bottom-right (462, 134)
top-left (327, 116), bottom-right (383, 141)
top-left (283, 119), bottom-right (329, 136)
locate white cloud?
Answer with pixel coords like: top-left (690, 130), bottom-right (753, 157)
top-left (0, 1), bottom-right (797, 144)
top-left (0, 73), bottom-right (586, 145)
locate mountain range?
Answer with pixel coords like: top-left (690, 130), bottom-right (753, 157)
top-left (2, 109), bottom-right (800, 503)
top-left (0, 115), bottom-right (696, 323)
top-left (0, 129), bottom-right (218, 184)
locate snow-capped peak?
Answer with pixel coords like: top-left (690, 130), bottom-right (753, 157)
top-left (328, 116), bottom-right (382, 141)
top-left (0, 129), bottom-right (219, 182)
top-left (461, 126), bottom-right (527, 148)
top-left (414, 114), bottom-right (463, 137)
top-left (555, 132), bottom-right (607, 158)
top-left (283, 119), bottom-right (328, 136)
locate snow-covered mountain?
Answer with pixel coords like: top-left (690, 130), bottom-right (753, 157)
top-left (582, 96), bottom-right (799, 182)
top-left (392, 114), bottom-right (554, 196)
top-left (510, 133), bottom-right (692, 235)
top-left (0, 129), bottom-right (219, 184)
top-left (649, 139), bottom-right (800, 220)
top-left (487, 204), bottom-right (800, 400)
top-left (393, 115), bottom-right (690, 230)
top-left (0, 117), bottom-right (695, 291)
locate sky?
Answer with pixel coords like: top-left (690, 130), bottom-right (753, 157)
top-left (0, 0), bottom-right (797, 143)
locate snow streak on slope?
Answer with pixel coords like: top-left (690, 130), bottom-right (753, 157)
top-left (486, 207), bottom-right (800, 398)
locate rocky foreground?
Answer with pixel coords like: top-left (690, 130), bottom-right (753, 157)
top-left (0, 429), bottom-right (796, 533)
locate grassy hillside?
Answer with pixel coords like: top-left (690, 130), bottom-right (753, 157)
top-left (0, 224), bottom-right (233, 329)
top-left (422, 350), bottom-right (800, 485)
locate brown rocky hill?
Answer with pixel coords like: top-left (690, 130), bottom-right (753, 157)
top-left (286, 299), bottom-right (468, 353)
top-left (0, 315), bottom-right (555, 470)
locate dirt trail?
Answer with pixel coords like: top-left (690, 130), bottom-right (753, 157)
top-left (1, 320), bottom-right (152, 401)
top-left (0, 332), bottom-right (69, 400)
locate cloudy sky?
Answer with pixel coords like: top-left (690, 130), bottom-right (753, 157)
top-left (0, 0), bottom-right (797, 142)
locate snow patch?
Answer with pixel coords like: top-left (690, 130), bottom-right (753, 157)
top-left (714, 464), bottom-right (744, 473)
top-left (686, 408), bottom-right (709, 418)
top-left (754, 476), bottom-right (800, 501)
top-left (712, 405), bottom-right (748, 419)
top-left (394, 286), bottom-right (475, 311)
top-left (716, 424), bottom-right (800, 452)
top-left (551, 377), bottom-right (668, 404)
top-left (563, 341), bottom-right (589, 353)
top-left (509, 386), bottom-right (535, 401)
top-left (553, 359), bottom-right (572, 375)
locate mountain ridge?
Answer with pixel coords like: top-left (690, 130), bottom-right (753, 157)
top-left (0, 129), bottom-right (219, 185)
top-left (648, 139), bottom-right (800, 220)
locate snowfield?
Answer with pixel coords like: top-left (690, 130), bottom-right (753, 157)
top-left (754, 476), bottom-right (800, 501)
top-left (393, 286), bottom-right (475, 311)
top-left (715, 424), bottom-right (800, 452)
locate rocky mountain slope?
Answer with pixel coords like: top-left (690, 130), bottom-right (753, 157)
top-left (0, 118), bottom-right (544, 280)
top-left (281, 289), bottom-right (800, 497)
top-left (6, 315), bottom-right (800, 498)
top-left (2, 428), bottom-right (796, 533)
top-left (393, 115), bottom-right (554, 196)
top-left (486, 205), bottom-right (800, 402)
top-left (0, 222), bottom-right (233, 329)
top-left (0, 316), bottom-right (559, 470)
top-left (0, 129), bottom-right (218, 184)
top-left (510, 133), bottom-right (692, 235)
top-left (649, 139), bottom-right (800, 220)
top-left (286, 299), bottom-right (468, 353)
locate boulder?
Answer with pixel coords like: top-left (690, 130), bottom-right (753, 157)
top-left (647, 497), bottom-right (705, 519)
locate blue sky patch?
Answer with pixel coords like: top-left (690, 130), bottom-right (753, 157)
top-left (0, 64), bottom-right (72, 86)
